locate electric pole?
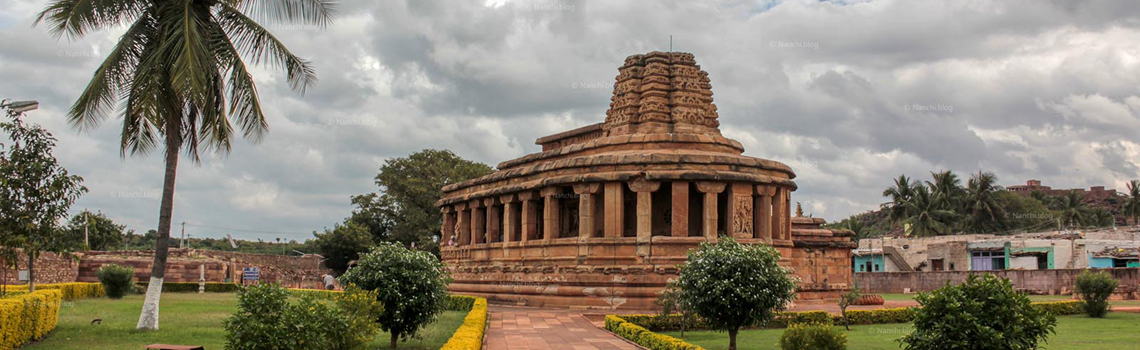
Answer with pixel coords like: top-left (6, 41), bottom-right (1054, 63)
top-left (180, 222), bottom-right (186, 249)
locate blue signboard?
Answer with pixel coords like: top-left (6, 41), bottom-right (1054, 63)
top-left (242, 267), bottom-right (260, 281)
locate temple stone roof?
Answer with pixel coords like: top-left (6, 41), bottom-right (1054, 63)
top-left (603, 51), bottom-right (720, 136)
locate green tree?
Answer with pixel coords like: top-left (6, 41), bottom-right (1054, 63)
top-left (901, 274), bottom-right (1055, 350)
top-left (1122, 180), bottom-right (1140, 226)
top-left (1058, 190), bottom-right (1091, 228)
top-left (1074, 270), bottom-right (1119, 318)
top-left (312, 222), bottom-right (375, 274)
top-left (64, 210), bottom-right (127, 251)
top-left (676, 238), bottom-right (797, 350)
top-left (837, 284), bottom-right (862, 331)
top-left (902, 186), bottom-right (956, 237)
top-left (882, 174), bottom-right (917, 226)
top-left (926, 170), bottom-right (965, 212)
top-left (0, 111), bottom-right (87, 292)
top-left (339, 243), bottom-right (451, 348)
top-left (656, 280), bottom-right (694, 339)
top-left (36, 0), bottom-right (334, 330)
top-left (353, 149), bottom-right (492, 254)
top-left (963, 171), bottom-right (1006, 233)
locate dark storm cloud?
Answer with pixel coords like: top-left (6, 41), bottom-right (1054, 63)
top-left (2, 0), bottom-right (1139, 238)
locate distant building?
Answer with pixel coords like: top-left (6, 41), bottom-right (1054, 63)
top-left (1007, 179), bottom-right (1121, 201)
top-left (854, 228), bottom-right (1140, 272)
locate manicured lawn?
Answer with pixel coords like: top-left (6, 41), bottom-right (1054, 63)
top-left (26, 293), bottom-right (466, 350)
top-left (662, 312), bottom-right (1140, 350)
top-left (880, 293), bottom-right (1071, 302)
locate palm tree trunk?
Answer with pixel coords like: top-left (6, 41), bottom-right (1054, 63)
top-left (27, 254), bottom-right (35, 293)
top-left (137, 117), bottom-right (180, 330)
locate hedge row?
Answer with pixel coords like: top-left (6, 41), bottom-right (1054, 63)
top-left (287, 288), bottom-right (342, 300)
top-left (0, 289), bottom-right (63, 350)
top-left (7, 283), bottom-right (105, 301)
top-left (440, 296), bottom-right (488, 350)
top-left (136, 282), bottom-right (240, 293)
top-left (287, 288), bottom-right (480, 312)
top-left (616, 300), bottom-right (1086, 332)
top-left (605, 315), bottom-right (705, 350)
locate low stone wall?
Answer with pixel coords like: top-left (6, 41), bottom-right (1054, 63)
top-left (855, 268), bottom-right (1140, 298)
top-left (0, 251), bottom-right (80, 285)
top-left (75, 249), bottom-right (332, 289)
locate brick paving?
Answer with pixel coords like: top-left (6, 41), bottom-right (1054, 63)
top-left (484, 305), bottom-right (640, 350)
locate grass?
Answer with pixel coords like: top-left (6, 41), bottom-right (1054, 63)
top-left (662, 312), bottom-right (1140, 350)
top-left (25, 293), bottom-right (467, 350)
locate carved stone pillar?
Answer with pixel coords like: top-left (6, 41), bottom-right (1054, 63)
top-left (696, 181), bottom-right (726, 242)
top-left (671, 181), bottom-right (689, 237)
top-left (519, 191), bottom-right (538, 242)
top-left (572, 184), bottom-right (601, 239)
top-left (470, 200), bottom-right (485, 245)
top-left (628, 179), bottom-right (660, 257)
top-left (456, 203), bottom-right (469, 245)
top-left (541, 187), bottom-right (562, 241)
top-left (440, 206), bottom-right (454, 245)
top-left (784, 189), bottom-right (793, 241)
top-left (604, 182), bottom-right (624, 238)
top-left (500, 194), bottom-right (517, 242)
top-left (772, 187), bottom-right (787, 241)
top-left (755, 185), bottom-right (775, 244)
top-left (728, 183), bottom-right (753, 240)
top-left (484, 197), bottom-right (500, 243)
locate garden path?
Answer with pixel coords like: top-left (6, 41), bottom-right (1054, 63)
top-left (484, 305), bottom-right (640, 350)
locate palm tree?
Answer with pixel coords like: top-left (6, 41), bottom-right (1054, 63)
top-left (1058, 190), bottom-right (1091, 229)
top-left (882, 175), bottom-right (917, 226)
top-left (926, 170), bottom-right (965, 212)
top-left (1123, 180), bottom-right (1140, 226)
top-left (36, 0), bottom-right (333, 330)
top-left (902, 186), bottom-right (957, 237)
top-left (963, 171), bottom-right (1006, 233)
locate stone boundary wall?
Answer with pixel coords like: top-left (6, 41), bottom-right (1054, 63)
top-left (855, 268), bottom-right (1140, 298)
top-left (0, 251), bottom-right (79, 285)
top-left (2, 248), bottom-right (331, 290)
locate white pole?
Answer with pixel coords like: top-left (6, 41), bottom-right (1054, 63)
top-left (84, 212), bottom-right (90, 249)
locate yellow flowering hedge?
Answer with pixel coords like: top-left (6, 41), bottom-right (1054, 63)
top-left (605, 315), bottom-right (706, 350)
top-left (287, 288), bottom-right (342, 300)
top-left (0, 289), bottom-right (63, 350)
top-left (7, 283), bottom-right (104, 301)
top-left (440, 296), bottom-right (488, 350)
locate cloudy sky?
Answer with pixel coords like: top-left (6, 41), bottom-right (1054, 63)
top-left (2, 0), bottom-right (1139, 241)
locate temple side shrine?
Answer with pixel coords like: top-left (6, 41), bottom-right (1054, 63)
top-left (437, 51), bottom-right (855, 310)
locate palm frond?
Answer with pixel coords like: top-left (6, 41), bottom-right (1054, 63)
top-left (67, 7), bottom-right (157, 132)
top-left (218, 4), bottom-right (317, 93)
top-left (236, 0), bottom-right (336, 27)
top-left (34, 0), bottom-right (149, 39)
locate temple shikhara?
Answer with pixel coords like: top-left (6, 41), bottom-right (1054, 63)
top-left (437, 51), bottom-right (855, 309)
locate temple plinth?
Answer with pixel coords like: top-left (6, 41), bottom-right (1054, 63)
top-left (437, 52), bottom-right (855, 310)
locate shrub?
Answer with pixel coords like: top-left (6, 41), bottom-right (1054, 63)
top-left (97, 264), bottom-right (135, 299)
top-left (1074, 270), bottom-right (1118, 318)
top-left (1035, 300), bottom-right (1084, 316)
top-left (0, 289), bottom-right (63, 349)
top-left (604, 315), bottom-right (707, 350)
top-left (675, 238), bottom-right (797, 350)
top-left (440, 297), bottom-right (488, 350)
top-left (778, 323), bottom-right (846, 350)
top-left (224, 283), bottom-right (381, 350)
top-left (769, 311), bottom-right (832, 328)
top-left (8, 282), bottom-right (104, 300)
top-left (832, 308), bottom-right (915, 325)
top-left (339, 242), bottom-right (451, 348)
top-left (900, 274), bottom-right (1055, 350)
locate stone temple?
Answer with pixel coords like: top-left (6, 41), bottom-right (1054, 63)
top-left (438, 51), bottom-right (855, 310)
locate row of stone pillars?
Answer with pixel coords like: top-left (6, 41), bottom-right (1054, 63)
top-left (441, 181), bottom-right (793, 249)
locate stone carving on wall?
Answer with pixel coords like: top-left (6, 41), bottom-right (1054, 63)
top-left (733, 196), bottom-right (753, 235)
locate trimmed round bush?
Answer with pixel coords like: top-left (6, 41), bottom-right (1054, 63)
top-left (1074, 270), bottom-right (1119, 318)
top-left (779, 323), bottom-right (847, 350)
top-left (901, 274), bottom-right (1055, 350)
top-left (96, 264), bottom-right (134, 299)
top-left (339, 242), bottom-right (451, 348)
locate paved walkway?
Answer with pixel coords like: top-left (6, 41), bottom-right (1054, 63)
top-left (484, 305), bottom-right (640, 350)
